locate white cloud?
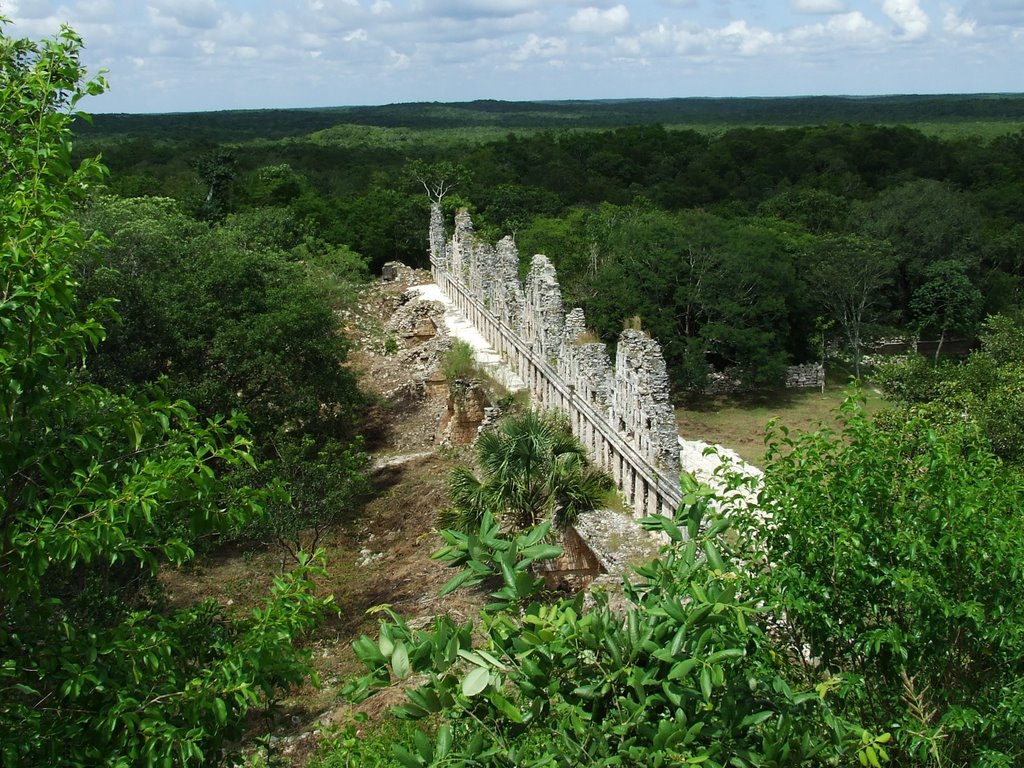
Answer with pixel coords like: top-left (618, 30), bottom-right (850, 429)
top-left (963, 0), bottom-right (1024, 27)
top-left (380, 8), bottom-right (545, 47)
top-left (147, 37), bottom-right (173, 56)
top-left (615, 21), bottom-right (703, 57)
top-left (512, 33), bottom-right (567, 61)
top-left (614, 17), bottom-right (782, 59)
top-left (790, 0), bottom-right (845, 13)
top-left (789, 10), bottom-right (883, 46)
top-left (826, 10), bottom-right (880, 37)
top-left (882, 0), bottom-right (930, 40)
top-left (6, 0), bottom-right (53, 19)
top-left (7, 0), bottom-right (1024, 113)
top-left (387, 48), bottom-right (410, 70)
top-left (73, 0), bottom-right (117, 22)
top-left (716, 19), bottom-right (779, 54)
top-left (147, 0), bottom-right (222, 30)
top-left (568, 5), bottom-right (630, 35)
top-left (300, 32), bottom-right (326, 48)
top-left (422, 0), bottom-right (544, 19)
top-left (209, 11), bottom-right (260, 48)
top-left (942, 8), bottom-right (976, 36)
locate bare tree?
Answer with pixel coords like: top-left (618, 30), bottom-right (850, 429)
top-left (407, 159), bottom-right (471, 204)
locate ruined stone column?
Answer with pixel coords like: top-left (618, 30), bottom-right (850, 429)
top-left (612, 330), bottom-right (682, 477)
top-left (429, 203), bottom-right (447, 279)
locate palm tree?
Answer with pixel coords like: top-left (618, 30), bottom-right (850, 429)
top-left (440, 410), bottom-right (614, 534)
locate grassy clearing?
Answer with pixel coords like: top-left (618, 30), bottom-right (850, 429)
top-left (676, 383), bottom-right (886, 467)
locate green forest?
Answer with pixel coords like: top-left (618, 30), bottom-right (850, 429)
top-left (3, 19), bottom-right (1024, 768)
top-left (74, 80), bottom-right (1024, 393)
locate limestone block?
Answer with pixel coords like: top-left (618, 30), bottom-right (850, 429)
top-left (572, 343), bottom-right (613, 409)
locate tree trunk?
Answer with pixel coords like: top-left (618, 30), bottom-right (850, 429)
top-left (851, 330), bottom-right (862, 380)
top-left (934, 327), bottom-right (946, 364)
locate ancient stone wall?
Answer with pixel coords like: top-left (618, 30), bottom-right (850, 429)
top-left (703, 363), bottom-right (825, 395)
top-left (430, 204), bottom-right (683, 518)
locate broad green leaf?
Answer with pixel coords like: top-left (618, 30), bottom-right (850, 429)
top-left (462, 666), bottom-right (490, 697)
top-left (391, 641), bottom-right (411, 679)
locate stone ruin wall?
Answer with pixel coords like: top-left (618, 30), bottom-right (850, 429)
top-left (703, 362), bottom-right (825, 396)
top-left (430, 204), bottom-right (683, 518)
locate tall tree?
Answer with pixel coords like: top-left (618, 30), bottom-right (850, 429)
top-left (78, 195), bottom-right (364, 445)
top-left (805, 234), bottom-right (896, 379)
top-left (746, 396), bottom-right (1024, 765)
top-left (855, 179), bottom-right (979, 313)
top-left (407, 159), bottom-right (471, 205)
top-left (192, 147), bottom-right (236, 219)
top-left (910, 259), bottom-right (982, 362)
top-left (0, 22), bottom-right (329, 765)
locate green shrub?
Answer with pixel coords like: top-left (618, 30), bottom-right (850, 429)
top-left (310, 715), bottom-right (425, 768)
top-left (441, 340), bottom-right (477, 381)
top-left (744, 393), bottom-right (1024, 766)
top-left (346, 475), bottom-right (871, 767)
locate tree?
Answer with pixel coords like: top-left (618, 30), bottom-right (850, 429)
top-left (0, 22), bottom-right (329, 765)
top-left (237, 162), bottom-right (308, 208)
top-left (474, 182), bottom-right (563, 240)
top-left (578, 205), bottom-right (808, 391)
top-left (805, 234), bottom-right (896, 379)
top-left (855, 179), bottom-right (979, 313)
top-left (757, 187), bottom-right (849, 235)
top-left (328, 187), bottom-right (429, 271)
top-left (910, 259), bottom-right (982, 362)
top-left (241, 436), bottom-right (372, 565)
top-left (440, 411), bottom-right (613, 533)
top-left (876, 313), bottom-right (1024, 463)
top-left (78, 195), bottom-right (364, 446)
top-left (743, 394), bottom-right (1024, 765)
top-left (407, 159), bottom-right (471, 205)
top-left (192, 147), bottom-right (236, 219)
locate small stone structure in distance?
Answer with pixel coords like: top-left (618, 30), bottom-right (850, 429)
top-left (430, 204), bottom-right (684, 518)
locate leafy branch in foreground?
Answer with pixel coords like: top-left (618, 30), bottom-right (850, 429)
top-left (744, 393), bottom-right (1024, 766)
top-left (343, 474), bottom-right (870, 767)
top-left (1, 21), bottom-right (330, 765)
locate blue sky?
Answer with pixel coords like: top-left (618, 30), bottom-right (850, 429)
top-left (3, 0), bottom-right (1022, 113)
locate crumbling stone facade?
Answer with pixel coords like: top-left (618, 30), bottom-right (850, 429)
top-left (430, 204), bottom-right (683, 517)
top-left (704, 362), bottom-right (825, 395)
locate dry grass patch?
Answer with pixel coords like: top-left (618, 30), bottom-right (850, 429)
top-left (677, 383), bottom-right (886, 466)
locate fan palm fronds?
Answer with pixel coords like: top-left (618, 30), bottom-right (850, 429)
top-left (441, 410), bottom-right (614, 534)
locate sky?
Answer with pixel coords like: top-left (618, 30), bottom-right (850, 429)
top-left (2, 0), bottom-right (1022, 113)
